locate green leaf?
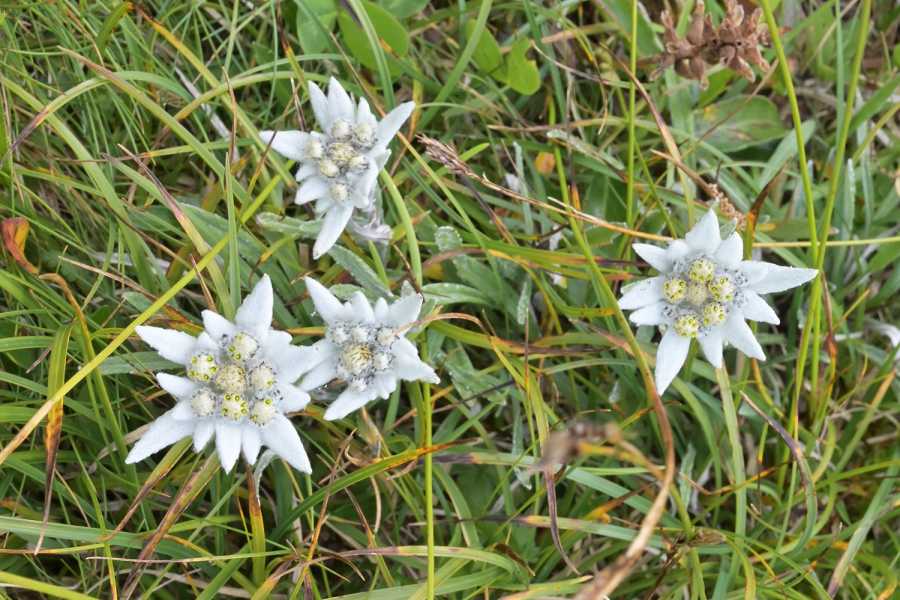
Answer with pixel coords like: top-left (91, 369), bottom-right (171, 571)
top-left (464, 21), bottom-right (504, 78)
top-left (337, 1), bottom-right (409, 75)
top-left (294, 0), bottom-right (338, 55)
top-left (759, 120), bottom-right (816, 189)
top-left (695, 96), bottom-right (786, 152)
top-left (504, 38), bottom-right (540, 95)
top-left (380, 0), bottom-right (428, 19)
top-left (255, 211), bottom-right (322, 238)
top-left (848, 73), bottom-right (900, 132)
top-left (595, 0), bottom-right (662, 56)
top-left (422, 282), bottom-right (494, 307)
top-left (328, 245), bottom-right (392, 298)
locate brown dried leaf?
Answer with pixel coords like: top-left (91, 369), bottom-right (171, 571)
top-left (2, 217), bottom-right (38, 274)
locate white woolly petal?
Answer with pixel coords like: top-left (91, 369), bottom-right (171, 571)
top-left (738, 261), bottom-right (770, 287)
top-left (393, 350), bottom-right (439, 384)
top-left (194, 332), bottom-right (218, 353)
top-left (294, 162), bottom-right (318, 182)
top-left (156, 373), bottom-right (197, 400)
top-left (171, 401), bottom-right (195, 421)
top-left (375, 101), bottom-right (414, 148)
top-left (374, 297), bottom-right (389, 320)
top-left (275, 339), bottom-right (336, 383)
top-left (698, 327), bottom-right (724, 368)
top-left (279, 384), bottom-right (311, 412)
top-left (654, 329), bottom-right (690, 394)
top-left (296, 177), bottom-right (330, 206)
top-left (392, 336), bottom-right (420, 361)
top-left (307, 81), bottom-right (331, 130)
top-left (714, 232), bottom-right (743, 268)
top-left (263, 329), bottom-right (292, 353)
top-left (312, 204), bottom-right (353, 259)
top-left (193, 421), bottom-right (214, 452)
top-left (740, 291), bottom-right (780, 324)
top-left (201, 310), bottom-right (236, 342)
top-left (665, 239), bottom-right (691, 263)
top-left (749, 264), bottom-right (818, 295)
top-left (135, 326), bottom-right (196, 365)
top-left (259, 130), bottom-right (309, 161)
top-left (242, 427), bottom-right (262, 465)
top-left (215, 422), bottom-right (243, 473)
top-left (235, 275), bottom-right (274, 337)
top-left (125, 411), bottom-right (195, 464)
top-left (270, 344), bottom-right (313, 383)
top-left (723, 315), bottom-right (766, 360)
top-left (684, 209), bottom-right (721, 254)
top-left (315, 196), bottom-right (335, 215)
top-left (348, 291), bottom-right (375, 323)
top-left (304, 277), bottom-right (346, 323)
top-left (618, 276), bottom-right (664, 310)
top-left (629, 301), bottom-right (667, 326)
top-left (300, 358), bottom-right (339, 391)
top-left (276, 339), bottom-right (337, 383)
top-left (356, 161), bottom-right (381, 202)
top-left (387, 294), bottom-right (423, 327)
top-left (632, 243), bottom-right (671, 272)
top-left (262, 414), bottom-right (311, 473)
top-left (355, 97), bottom-right (377, 128)
top-left (327, 77), bottom-right (355, 123)
top-left (373, 373), bottom-right (398, 399)
top-left (324, 387), bottom-right (380, 421)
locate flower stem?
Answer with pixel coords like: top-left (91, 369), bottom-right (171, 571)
top-left (625, 0), bottom-right (638, 227)
top-left (757, 0), bottom-right (818, 259)
top-left (716, 367), bottom-right (746, 582)
top-left (423, 376), bottom-right (435, 600)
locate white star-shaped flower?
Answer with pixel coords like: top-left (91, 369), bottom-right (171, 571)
top-left (127, 275), bottom-right (315, 473)
top-left (299, 278), bottom-right (440, 421)
top-left (260, 78), bottom-right (415, 259)
top-left (619, 209), bottom-right (818, 394)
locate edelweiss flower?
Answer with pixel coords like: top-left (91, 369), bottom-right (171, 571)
top-left (127, 275), bottom-right (314, 473)
top-left (260, 78), bottom-right (415, 258)
top-left (619, 209), bottom-right (817, 393)
top-left (299, 278), bottom-right (439, 421)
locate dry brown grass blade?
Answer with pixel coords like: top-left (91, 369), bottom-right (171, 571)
top-left (35, 323), bottom-right (73, 554)
top-left (120, 453), bottom-right (219, 600)
top-left (572, 397), bottom-right (675, 599)
top-left (111, 439), bottom-right (192, 534)
top-left (1, 217), bottom-right (39, 274)
top-left (543, 466), bottom-right (581, 574)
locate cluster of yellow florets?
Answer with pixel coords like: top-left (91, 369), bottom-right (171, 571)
top-left (184, 331), bottom-right (282, 424)
top-left (663, 258), bottom-right (740, 338)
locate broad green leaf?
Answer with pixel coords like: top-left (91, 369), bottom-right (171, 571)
top-left (464, 20), bottom-right (504, 78)
top-left (255, 211), bottom-right (322, 238)
top-left (759, 120), bottom-right (816, 189)
top-left (294, 0), bottom-right (338, 55)
top-left (504, 38), bottom-right (540, 95)
top-left (380, 0), bottom-right (428, 19)
top-left (595, 0), bottom-right (662, 56)
top-left (328, 245), bottom-right (392, 298)
top-left (337, 1), bottom-right (409, 75)
top-left (423, 282), bottom-right (494, 307)
top-left (695, 96), bottom-right (786, 151)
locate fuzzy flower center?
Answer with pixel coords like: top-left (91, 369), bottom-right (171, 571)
top-left (663, 257), bottom-right (744, 339)
top-left (190, 389), bottom-right (217, 417)
top-left (313, 120), bottom-right (376, 183)
top-left (326, 322), bottom-right (397, 391)
top-left (188, 352), bottom-right (218, 382)
top-left (184, 330), bottom-right (283, 426)
top-left (249, 396), bottom-right (277, 425)
top-left (214, 364), bottom-right (247, 395)
top-left (221, 393), bottom-right (249, 421)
